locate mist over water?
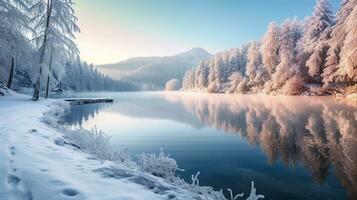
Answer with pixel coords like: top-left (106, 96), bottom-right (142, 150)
top-left (59, 92), bottom-right (357, 200)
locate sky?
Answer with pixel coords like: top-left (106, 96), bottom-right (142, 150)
top-left (74, 0), bottom-right (341, 65)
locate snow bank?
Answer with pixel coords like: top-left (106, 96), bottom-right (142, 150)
top-left (0, 94), bottom-right (264, 200)
top-left (0, 80), bottom-right (17, 96)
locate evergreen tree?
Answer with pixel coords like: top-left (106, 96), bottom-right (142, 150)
top-left (261, 22), bottom-right (281, 75)
top-left (323, 0), bottom-right (357, 84)
top-left (337, 4), bottom-right (357, 84)
top-left (302, 0), bottom-right (334, 79)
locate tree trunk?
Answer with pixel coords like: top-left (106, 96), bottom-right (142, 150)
top-left (7, 57), bottom-right (15, 89)
top-left (32, 0), bottom-right (53, 101)
top-left (45, 48), bottom-right (54, 98)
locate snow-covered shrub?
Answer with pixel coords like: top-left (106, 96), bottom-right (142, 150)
top-left (42, 101), bottom-right (70, 127)
top-left (177, 172), bottom-right (264, 200)
top-left (109, 148), bottom-right (131, 163)
top-left (173, 171), bottom-right (227, 199)
top-left (64, 126), bottom-right (111, 160)
top-left (165, 79), bottom-right (181, 91)
top-left (0, 80), bottom-right (17, 96)
top-left (138, 148), bottom-right (183, 178)
top-left (282, 75), bottom-right (305, 95)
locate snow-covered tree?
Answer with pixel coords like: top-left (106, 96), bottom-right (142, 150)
top-left (246, 42), bottom-right (262, 80)
top-left (195, 61), bottom-right (209, 88)
top-left (165, 79), bottom-right (181, 91)
top-left (322, 0), bottom-right (357, 84)
top-left (206, 55), bottom-right (225, 92)
top-left (0, 0), bottom-right (33, 88)
top-left (271, 18), bottom-right (303, 90)
top-left (182, 68), bottom-right (195, 90)
top-left (246, 42), bottom-right (267, 90)
top-left (261, 22), bottom-right (281, 75)
top-left (210, 55), bottom-right (225, 83)
top-left (301, 0), bottom-right (334, 79)
top-left (337, 4), bottom-right (357, 84)
top-left (227, 48), bottom-right (248, 76)
top-left (226, 72), bottom-right (247, 94)
top-left (32, 0), bottom-right (80, 101)
top-left (301, 0), bottom-right (334, 53)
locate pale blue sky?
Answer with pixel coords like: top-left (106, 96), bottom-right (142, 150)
top-left (75, 0), bottom-right (341, 64)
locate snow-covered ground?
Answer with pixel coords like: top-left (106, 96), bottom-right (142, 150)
top-left (0, 93), bottom-right (263, 200)
top-left (0, 95), bottom-right (198, 200)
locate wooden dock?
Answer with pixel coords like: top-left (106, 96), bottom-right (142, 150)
top-left (64, 98), bottom-right (114, 105)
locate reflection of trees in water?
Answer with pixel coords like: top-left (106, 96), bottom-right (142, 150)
top-left (62, 103), bottom-right (110, 127)
top-left (165, 93), bottom-right (357, 199)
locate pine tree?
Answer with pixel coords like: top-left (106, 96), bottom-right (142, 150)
top-left (271, 18), bottom-right (303, 90)
top-left (337, 5), bottom-right (357, 84)
top-left (261, 22), bottom-right (281, 75)
top-left (246, 42), bottom-right (262, 81)
top-left (195, 61), bottom-right (209, 88)
top-left (322, 0), bottom-right (357, 84)
top-left (302, 0), bottom-right (334, 79)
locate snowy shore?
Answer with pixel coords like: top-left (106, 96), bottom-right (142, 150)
top-left (0, 93), bottom-right (263, 200)
top-left (0, 95), bottom-right (201, 200)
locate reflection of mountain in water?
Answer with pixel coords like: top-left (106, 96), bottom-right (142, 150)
top-left (164, 93), bottom-right (357, 200)
top-left (105, 94), bottom-right (205, 129)
top-left (62, 103), bottom-right (111, 127)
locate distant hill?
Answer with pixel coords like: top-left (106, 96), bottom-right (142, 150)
top-left (95, 47), bottom-right (212, 89)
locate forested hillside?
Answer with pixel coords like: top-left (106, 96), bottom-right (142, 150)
top-left (96, 47), bottom-right (212, 89)
top-left (183, 0), bottom-right (357, 96)
top-left (59, 59), bottom-right (139, 91)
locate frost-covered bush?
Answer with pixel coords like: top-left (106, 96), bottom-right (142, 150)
top-left (42, 101), bottom-right (70, 127)
top-left (138, 148), bottom-right (182, 178)
top-left (64, 126), bottom-right (111, 160)
top-left (282, 75), bottom-right (305, 95)
top-left (173, 171), bottom-right (227, 200)
top-left (109, 148), bottom-right (131, 163)
top-left (179, 172), bottom-right (263, 200)
top-left (0, 81), bottom-right (17, 96)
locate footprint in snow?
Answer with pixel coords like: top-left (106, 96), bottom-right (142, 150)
top-left (9, 146), bottom-right (15, 156)
top-left (7, 175), bottom-right (20, 186)
top-left (62, 188), bottom-right (79, 197)
top-left (6, 175), bottom-right (33, 200)
top-left (28, 129), bottom-right (37, 135)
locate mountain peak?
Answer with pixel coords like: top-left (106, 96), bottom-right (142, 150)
top-left (189, 47), bottom-right (209, 52)
top-left (176, 47), bottom-right (211, 58)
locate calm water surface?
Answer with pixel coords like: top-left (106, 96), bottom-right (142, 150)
top-left (55, 92), bottom-right (357, 200)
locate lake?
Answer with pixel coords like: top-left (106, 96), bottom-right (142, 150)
top-left (54, 91), bottom-right (357, 200)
